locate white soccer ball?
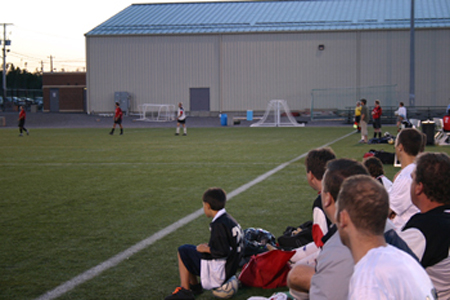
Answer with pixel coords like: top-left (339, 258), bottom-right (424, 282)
top-left (212, 275), bottom-right (239, 299)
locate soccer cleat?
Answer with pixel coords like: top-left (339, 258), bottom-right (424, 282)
top-left (26, 131), bottom-right (29, 135)
top-left (175, 133), bottom-right (179, 136)
top-left (190, 283), bottom-right (203, 295)
top-left (183, 133), bottom-right (187, 136)
top-left (109, 132), bottom-right (113, 135)
top-left (164, 287), bottom-right (195, 300)
top-left (19, 133), bottom-right (23, 137)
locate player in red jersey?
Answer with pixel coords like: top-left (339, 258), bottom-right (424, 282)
top-left (18, 106), bottom-right (29, 136)
top-left (110, 102), bottom-right (123, 135)
top-left (371, 99), bottom-right (382, 139)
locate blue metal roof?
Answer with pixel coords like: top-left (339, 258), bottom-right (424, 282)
top-left (86, 0), bottom-right (450, 36)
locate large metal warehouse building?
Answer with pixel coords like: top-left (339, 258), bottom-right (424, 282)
top-left (85, 0), bottom-right (450, 116)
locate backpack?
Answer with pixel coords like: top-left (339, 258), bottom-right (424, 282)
top-left (277, 220), bottom-right (313, 250)
top-left (364, 149), bottom-right (395, 165)
top-left (240, 228), bottom-right (277, 266)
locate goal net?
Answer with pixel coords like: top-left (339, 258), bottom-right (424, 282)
top-left (135, 104), bottom-right (176, 122)
top-left (251, 100), bottom-right (305, 127)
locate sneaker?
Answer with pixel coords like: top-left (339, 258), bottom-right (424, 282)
top-left (165, 287), bottom-right (195, 300)
top-left (190, 283), bottom-right (203, 295)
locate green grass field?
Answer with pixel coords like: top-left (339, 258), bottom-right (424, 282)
top-left (1, 126), bottom-right (449, 300)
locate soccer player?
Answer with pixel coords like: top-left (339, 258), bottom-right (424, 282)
top-left (165, 188), bottom-right (243, 300)
top-left (389, 128), bottom-right (423, 229)
top-left (395, 102), bottom-right (407, 131)
top-left (18, 106), bottom-right (29, 136)
top-left (109, 102), bottom-right (123, 135)
top-left (336, 175), bottom-right (436, 299)
top-left (400, 152), bottom-right (450, 299)
top-left (363, 156), bottom-right (392, 191)
top-left (371, 99), bottom-right (382, 139)
top-left (175, 102), bottom-right (187, 136)
top-left (286, 148), bottom-right (335, 267)
top-left (354, 101), bottom-right (361, 133)
top-left (287, 159), bottom-right (368, 300)
top-left (444, 108), bottom-right (450, 132)
top-left (359, 99), bottom-right (369, 143)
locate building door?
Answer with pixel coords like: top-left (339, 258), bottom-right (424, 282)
top-left (190, 88), bottom-right (210, 111)
top-left (49, 88), bottom-right (60, 112)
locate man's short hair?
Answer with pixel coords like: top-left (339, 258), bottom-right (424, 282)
top-left (305, 147), bottom-right (336, 181)
top-left (363, 156), bottom-right (385, 178)
top-left (360, 99), bottom-right (367, 105)
top-left (399, 102), bottom-right (404, 107)
top-left (323, 159), bottom-right (369, 201)
top-left (337, 175), bottom-right (389, 236)
top-left (375, 100), bottom-right (380, 105)
top-left (397, 128), bottom-right (424, 156)
top-left (203, 187), bottom-right (227, 211)
top-left (415, 152), bottom-right (450, 205)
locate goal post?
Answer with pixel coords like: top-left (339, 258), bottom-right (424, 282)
top-left (251, 100), bottom-right (305, 127)
top-left (135, 104), bottom-right (176, 122)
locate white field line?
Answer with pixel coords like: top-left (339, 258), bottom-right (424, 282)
top-left (34, 131), bottom-right (355, 300)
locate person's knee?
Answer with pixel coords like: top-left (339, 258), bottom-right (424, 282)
top-left (287, 264), bottom-right (313, 292)
top-left (287, 265), bottom-right (302, 289)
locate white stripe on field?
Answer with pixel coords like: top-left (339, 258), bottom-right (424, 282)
top-left (34, 130), bottom-right (355, 300)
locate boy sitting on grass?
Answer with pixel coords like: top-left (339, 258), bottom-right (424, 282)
top-left (165, 188), bottom-right (244, 300)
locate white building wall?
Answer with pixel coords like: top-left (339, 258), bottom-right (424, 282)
top-left (86, 35), bottom-right (220, 113)
top-left (359, 29), bottom-right (450, 107)
top-left (86, 28), bottom-right (450, 114)
top-left (221, 32), bottom-right (358, 112)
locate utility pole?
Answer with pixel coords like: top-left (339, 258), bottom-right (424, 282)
top-left (409, 0), bottom-right (415, 107)
top-left (1, 23), bottom-right (13, 111)
top-left (48, 55), bottom-right (55, 73)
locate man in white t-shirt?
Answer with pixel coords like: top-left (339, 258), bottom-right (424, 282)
top-left (336, 175), bottom-right (436, 300)
top-left (395, 102), bottom-right (407, 131)
top-left (389, 128), bottom-right (424, 229)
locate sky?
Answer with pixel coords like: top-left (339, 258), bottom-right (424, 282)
top-left (1, 0), bottom-right (217, 73)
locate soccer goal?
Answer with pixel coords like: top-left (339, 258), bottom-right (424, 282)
top-left (135, 104), bottom-right (176, 122)
top-left (251, 100), bottom-right (305, 127)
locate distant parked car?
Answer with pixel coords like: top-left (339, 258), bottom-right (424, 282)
top-left (18, 97), bottom-right (34, 106)
top-left (10, 97), bottom-right (21, 105)
top-left (35, 97), bottom-right (43, 110)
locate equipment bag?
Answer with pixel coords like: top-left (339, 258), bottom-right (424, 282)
top-left (239, 249), bottom-right (295, 289)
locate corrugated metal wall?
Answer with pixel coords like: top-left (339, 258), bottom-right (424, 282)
top-left (221, 32), bottom-right (358, 112)
top-left (86, 28), bottom-right (450, 114)
top-left (86, 35), bottom-right (220, 113)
